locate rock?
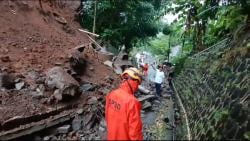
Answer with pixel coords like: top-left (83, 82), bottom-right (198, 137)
top-left (104, 76), bottom-right (114, 81)
top-left (100, 118), bottom-right (106, 128)
top-left (30, 91), bottom-right (44, 99)
top-left (36, 84), bottom-right (45, 93)
top-left (72, 117), bottom-right (82, 131)
top-left (34, 136), bottom-right (42, 141)
top-left (14, 78), bottom-right (21, 83)
top-left (50, 136), bottom-right (57, 140)
top-left (83, 113), bottom-right (94, 127)
top-left (77, 109), bottom-right (84, 115)
top-left (53, 89), bottom-right (62, 101)
top-left (27, 70), bottom-right (40, 80)
top-left (54, 62), bottom-right (63, 66)
top-left (80, 83), bottom-right (96, 92)
top-left (89, 66), bottom-right (94, 71)
top-left (68, 131), bottom-right (76, 138)
top-left (103, 60), bottom-right (113, 68)
top-left (99, 126), bottom-right (105, 132)
top-left (43, 136), bottom-right (50, 141)
top-left (153, 99), bottom-right (161, 104)
top-left (142, 101), bottom-right (152, 110)
top-left (138, 85), bottom-right (150, 94)
top-left (57, 125), bottom-right (71, 134)
top-left (53, 12), bottom-right (67, 25)
top-left (87, 96), bottom-right (98, 104)
top-left (1, 67), bottom-right (8, 72)
top-left (113, 65), bottom-right (123, 74)
top-left (138, 95), bottom-right (155, 102)
top-left (141, 113), bottom-right (145, 118)
top-left (112, 52), bottom-right (133, 74)
top-left (36, 76), bottom-right (45, 84)
top-left (46, 67), bottom-right (80, 98)
top-left (98, 87), bottom-right (110, 95)
top-left (163, 94), bottom-right (171, 99)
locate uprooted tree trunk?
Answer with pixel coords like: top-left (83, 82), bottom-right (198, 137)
top-left (46, 67), bottom-right (80, 100)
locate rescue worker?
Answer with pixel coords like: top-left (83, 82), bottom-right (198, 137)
top-left (143, 63), bottom-right (149, 77)
top-left (105, 67), bottom-right (143, 140)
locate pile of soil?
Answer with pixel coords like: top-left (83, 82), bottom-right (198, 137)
top-left (0, 0), bottom-right (118, 129)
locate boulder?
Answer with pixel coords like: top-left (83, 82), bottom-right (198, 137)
top-left (46, 67), bottom-right (80, 98)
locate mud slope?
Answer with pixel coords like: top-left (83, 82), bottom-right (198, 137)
top-left (0, 0), bottom-right (118, 130)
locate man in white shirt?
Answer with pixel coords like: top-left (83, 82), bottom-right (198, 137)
top-left (151, 65), bottom-right (165, 97)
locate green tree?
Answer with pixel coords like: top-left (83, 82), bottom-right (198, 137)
top-left (78, 0), bottom-right (165, 52)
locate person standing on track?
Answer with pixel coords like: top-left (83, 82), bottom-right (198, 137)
top-left (151, 64), bottom-right (165, 97)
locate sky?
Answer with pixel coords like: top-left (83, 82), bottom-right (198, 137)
top-left (162, 13), bottom-right (179, 24)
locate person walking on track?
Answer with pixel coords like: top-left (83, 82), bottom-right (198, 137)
top-left (105, 67), bottom-right (143, 140)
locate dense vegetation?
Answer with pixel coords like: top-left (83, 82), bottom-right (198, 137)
top-left (77, 0), bottom-right (249, 61)
top-left (77, 0), bottom-right (167, 52)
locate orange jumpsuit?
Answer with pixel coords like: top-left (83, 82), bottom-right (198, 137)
top-left (105, 79), bottom-right (143, 140)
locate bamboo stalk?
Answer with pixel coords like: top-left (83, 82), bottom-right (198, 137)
top-left (78, 29), bottom-right (99, 37)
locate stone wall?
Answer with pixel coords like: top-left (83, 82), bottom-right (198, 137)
top-left (174, 38), bottom-right (250, 140)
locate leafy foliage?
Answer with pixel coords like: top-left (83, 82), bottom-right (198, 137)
top-left (78, 0), bottom-right (165, 52)
top-left (166, 0), bottom-right (249, 52)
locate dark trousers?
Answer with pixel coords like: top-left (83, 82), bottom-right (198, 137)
top-left (155, 83), bottom-right (162, 96)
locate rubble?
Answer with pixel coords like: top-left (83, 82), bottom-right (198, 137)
top-left (0, 1), bottom-right (120, 140)
top-left (80, 83), bottom-right (96, 92)
top-left (103, 49), bottom-right (133, 75)
top-left (138, 95), bottom-right (155, 102)
top-left (112, 52), bottom-right (133, 74)
top-left (57, 125), bottom-right (71, 134)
